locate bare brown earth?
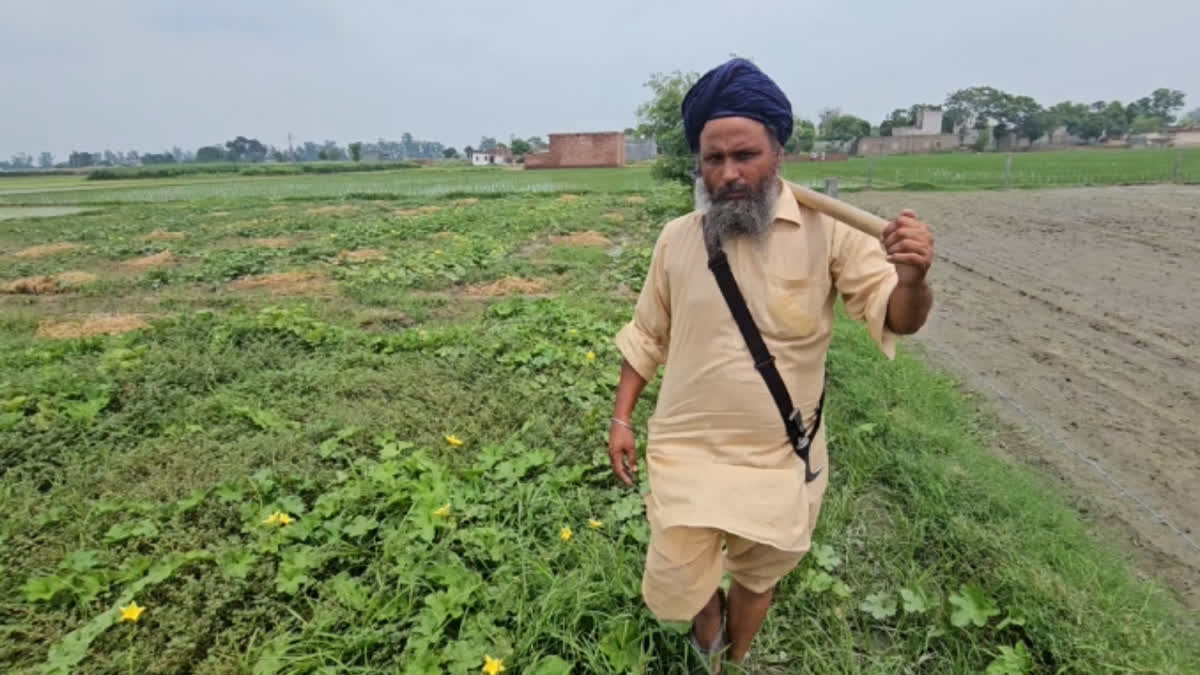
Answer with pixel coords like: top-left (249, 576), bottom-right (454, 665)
top-left (463, 277), bottom-right (550, 297)
top-left (121, 250), bottom-right (173, 268)
top-left (36, 314), bottom-right (151, 339)
top-left (849, 185), bottom-right (1200, 608)
top-left (549, 230), bottom-right (611, 247)
top-left (228, 271), bottom-right (335, 296)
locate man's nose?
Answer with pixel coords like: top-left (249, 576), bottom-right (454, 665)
top-left (720, 159), bottom-right (740, 185)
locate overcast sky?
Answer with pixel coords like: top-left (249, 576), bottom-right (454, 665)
top-left (3, 0), bottom-right (1197, 159)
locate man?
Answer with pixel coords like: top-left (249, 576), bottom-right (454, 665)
top-left (608, 58), bottom-right (934, 671)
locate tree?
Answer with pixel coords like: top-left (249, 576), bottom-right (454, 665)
top-left (1130, 115), bottom-right (1163, 134)
top-left (527, 136), bottom-right (548, 152)
top-left (68, 151), bottom-right (96, 168)
top-left (349, 142), bottom-right (363, 162)
top-left (225, 136), bottom-right (267, 162)
top-left (463, 146), bottom-right (474, 159)
top-left (1184, 107), bottom-right (1200, 125)
top-left (879, 108), bottom-right (913, 136)
top-left (509, 138), bottom-right (532, 157)
top-left (442, 148), bottom-right (459, 159)
top-left (818, 107), bottom-right (842, 138)
top-left (828, 115), bottom-right (871, 141)
top-left (785, 118), bottom-right (816, 153)
top-left (38, 152), bottom-right (54, 168)
top-left (197, 146), bottom-right (226, 162)
top-left (1148, 88), bottom-right (1186, 123)
top-left (1016, 109), bottom-right (1053, 146)
top-left (634, 68), bottom-right (701, 184)
top-left (478, 137), bottom-right (498, 152)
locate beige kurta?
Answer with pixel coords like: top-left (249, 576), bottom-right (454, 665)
top-left (615, 176), bottom-right (899, 553)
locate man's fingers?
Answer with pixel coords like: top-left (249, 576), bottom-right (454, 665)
top-left (623, 446), bottom-right (638, 476)
top-left (610, 449), bottom-right (632, 486)
top-left (887, 252), bottom-right (930, 267)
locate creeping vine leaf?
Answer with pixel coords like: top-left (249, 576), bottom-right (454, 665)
top-left (950, 584), bottom-right (1000, 628)
top-left (859, 592), bottom-right (898, 620)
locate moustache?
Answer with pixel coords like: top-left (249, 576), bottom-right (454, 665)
top-left (714, 183), bottom-right (754, 201)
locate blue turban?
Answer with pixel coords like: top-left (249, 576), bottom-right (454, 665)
top-left (681, 58), bottom-right (793, 153)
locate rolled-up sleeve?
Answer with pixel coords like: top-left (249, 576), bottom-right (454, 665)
top-left (829, 217), bottom-right (899, 360)
top-left (615, 230), bottom-right (672, 381)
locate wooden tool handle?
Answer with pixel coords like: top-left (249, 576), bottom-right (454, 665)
top-left (786, 180), bottom-right (889, 239)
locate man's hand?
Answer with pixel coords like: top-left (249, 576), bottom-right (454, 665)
top-left (881, 209), bottom-right (934, 286)
top-left (608, 420), bottom-right (638, 487)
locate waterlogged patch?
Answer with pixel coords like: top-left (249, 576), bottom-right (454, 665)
top-left (463, 277), bottom-right (550, 297)
top-left (0, 206), bottom-right (88, 221)
top-left (13, 242), bottom-right (81, 259)
top-left (36, 314), bottom-right (151, 339)
top-left (121, 250), bottom-right (173, 268)
top-left (549, 230), bottom-right (611, 247)
top-left (229, 271), bottom-right (335, 296)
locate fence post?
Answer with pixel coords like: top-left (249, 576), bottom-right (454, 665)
top-left (866, 157), bottom-right (874, 189)
top-left (1004, 153), bottom-right (1013, 188)
top-left (1175, 150), bottom-right (1183, 183)
top-left (825, 178), bottom-right (839, 198)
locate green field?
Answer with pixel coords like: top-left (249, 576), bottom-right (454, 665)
top-left (1, 148), bottom-right (1196, 205)
top-left (1, 166), bottom-right (1197, 674)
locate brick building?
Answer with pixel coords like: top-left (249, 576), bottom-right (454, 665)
top-left (524, 132), bottom-right (625, 169)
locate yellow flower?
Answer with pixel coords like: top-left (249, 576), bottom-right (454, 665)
top-left (434, 249), bottom-right (444, 255)
top-left (434, 503), bottom-right (451, 518)
top-left (586, 351), bottom-right (596, 361)
top-left (560, 526), bottom-right (573, 542)
top-left (119, 601), bottom-right (146, 623)
top-left (262, 511), bottom-right (293, 526)
top-left (481, 655), bottom-right (506, 675)
top-left (588, 519), bottom-right (604, 530)
top-left (568, 328), bottom-right (578, 335)
top-left (445, 434), bottom-right (464, 447)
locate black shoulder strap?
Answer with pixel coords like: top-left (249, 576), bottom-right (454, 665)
top-left (705, 235), bottom-right (824, 482)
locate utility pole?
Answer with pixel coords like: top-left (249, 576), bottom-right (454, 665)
top-left (287, 132), bottom-right (294, 161)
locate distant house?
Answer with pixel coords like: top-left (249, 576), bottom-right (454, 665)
top-left (472, 147), bottom-right (511, 166)
top-left (892, 107), bottom-right (944, 136)
top-left (1168, 126), bottom-right (1200, 148)
top-left (1129, 132), bottom-right (1171, 148)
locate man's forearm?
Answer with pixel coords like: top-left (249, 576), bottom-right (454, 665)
top-left (885, 280), bottom-right (933, 335)
top-left (613, 358), bottom-right (648, 421)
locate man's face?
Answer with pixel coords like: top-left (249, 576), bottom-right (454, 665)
top-left (698, 116), bottom-right (781, 199)
top-left (696, 117), bottom-right (782, 245)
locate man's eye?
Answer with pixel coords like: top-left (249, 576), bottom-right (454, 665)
top-left (735, 151), bottom-right (757, 161)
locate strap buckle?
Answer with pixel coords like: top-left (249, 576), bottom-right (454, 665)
top-left (788, 409), bottom-right (824, 483)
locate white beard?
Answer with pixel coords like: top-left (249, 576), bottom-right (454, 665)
top-left (696, 173), bottom-right (780, 252)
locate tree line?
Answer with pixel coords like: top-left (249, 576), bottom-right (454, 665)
top-left (634, 67), bottom-right (1198, 184)
top-left (0, 133), bottom-right (456, 171)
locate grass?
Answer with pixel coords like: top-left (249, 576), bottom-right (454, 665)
top-left (782, 147), bottom-right (1200, 189)
top-left (0, 147), bottom-right (1196, 205)
top-left (0, 171), bottom-right (1197, 674)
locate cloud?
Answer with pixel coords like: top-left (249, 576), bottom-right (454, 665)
top-left (2, 0), bottom-right (1197, 159)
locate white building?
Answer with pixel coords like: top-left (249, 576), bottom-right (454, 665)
top-left (471, 147), bottom-right (511, 166)
top-left (893, 107), bottom-right (945, 136)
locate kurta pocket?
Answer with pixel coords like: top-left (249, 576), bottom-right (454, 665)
top-left (763, 274), bottom-right (823, 339)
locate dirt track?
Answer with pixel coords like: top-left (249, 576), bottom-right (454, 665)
top-left (850, 185), bottom-right (1200, 608)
